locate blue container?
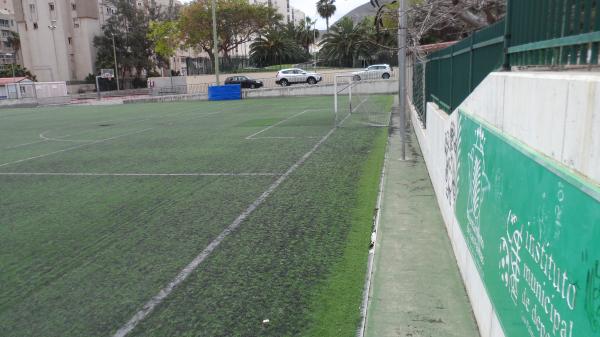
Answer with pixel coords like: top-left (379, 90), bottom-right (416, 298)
top-left (208, 84), bottom-right (242, 101)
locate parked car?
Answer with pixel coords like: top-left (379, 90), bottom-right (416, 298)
top-left (352, 64), bottom-right (393, 81)
top-left (275, 68), bottom-right (323, 86)
top-left (224, 75), bottom-right (263, 89)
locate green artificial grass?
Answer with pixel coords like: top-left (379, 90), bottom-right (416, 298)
top-left (0, 95), bottom-right (392, 337)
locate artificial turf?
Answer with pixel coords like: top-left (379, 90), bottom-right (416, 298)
top-left (0, 95), bottom-right (392, 337)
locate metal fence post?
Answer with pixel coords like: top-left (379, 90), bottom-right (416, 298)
top-left (469, 34), bottom-right (474, 91)
top-left (503, 0), bottom-right (513, 70)
top-left (449, 45), bottom-right (454, 112)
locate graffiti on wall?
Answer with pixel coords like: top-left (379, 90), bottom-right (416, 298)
top-left (454, 111), bottom-right (600, 337)
top-left (444, 117), bottom-right (461, 210)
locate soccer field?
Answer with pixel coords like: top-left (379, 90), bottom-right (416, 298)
top-left (0, 95), bottom-right (392, 337)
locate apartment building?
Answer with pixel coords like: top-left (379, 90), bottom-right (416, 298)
top-left (249, 0), bottom-right (303, 25)
top-left (0, 7), bottom-right (18, 69)
top-left (290, 7), bottom-right (305, 25)
top-left (12, 0), bottom-right (176, 82)
top-left (12, 0), bottom-right (114, 81)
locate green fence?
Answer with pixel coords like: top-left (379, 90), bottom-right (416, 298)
top-left (413, 0), bottom-right (600, 119)
top-left (508, 0), bottom-right (600, 66)
top-left (424, 20), bottom-right (505, 114)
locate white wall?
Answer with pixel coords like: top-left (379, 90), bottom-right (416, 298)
top-left (461, 71), bottom-right (600, 184)
top-left (410, 70), bottom-right (600, 337)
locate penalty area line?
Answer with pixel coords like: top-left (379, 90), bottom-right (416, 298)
top-left (112, 119), bottom-right (339, 337)
top-left (245, 108), bottom-right (327, 140)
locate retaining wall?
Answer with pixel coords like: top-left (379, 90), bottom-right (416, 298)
top-left (411, 71), bottom-right (600, 337)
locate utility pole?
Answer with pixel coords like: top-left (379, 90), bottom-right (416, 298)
top-left (211, 0), bottom-right (220, 85)
top-left (48, 20), bottom-right (59, 82)
top-left (112, 34), bottom-right (120, 91)
top-left (313, 20), bottom-right (318, 69)
top-left (397, 0), bottom-right (407, 160)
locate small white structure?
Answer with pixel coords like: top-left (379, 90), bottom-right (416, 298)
top-left (33, 81), bottom-right (68, 98)
top-left (0, 77), bottom-right (32, 99)
top-left (0, 78), bottom-right (68, 100)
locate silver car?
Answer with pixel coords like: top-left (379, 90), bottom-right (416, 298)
top-left (352, 64), bottom-right (393, 81)
top-left (275, 68), bottom-right (323, 86)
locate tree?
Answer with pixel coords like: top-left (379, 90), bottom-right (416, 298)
top-left (0, 64), bottom-right (36, 81)
top-left (319, 17), bottom-right (371, 67)
top-left (147, 20), bottom-right (180, 74)
top-left (295, 17), bottom-right (320, 54)
top-left (93, 0), bottom-right (155, 85)
top-left (250, 29), bottom-right (307, 67)
top-left (316, 0), bottom-right (336, 32)
top-left (373, 0), bottom-right (505, 50)
top-left (179, 0), bottom-right (279, 67)
top-left (6, 31), bottom-right (20, 63)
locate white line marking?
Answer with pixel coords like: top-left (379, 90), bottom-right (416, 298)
top-left (112, 118), bottom-right (340, 337)
top-left (251, 136), bottom-right (321, 139)
top-left (4, 139), bottom-right (48, 150)
top-left (2, 105), bottom-right (221, 150)
top-left (39, 131), bottom-right (92, 143)
top-left (0, 172), bottom-right (280, 177)
top-left (245, 109), bottom-right (327, 140)
top-left (0, 128), bottom-right (153, 168)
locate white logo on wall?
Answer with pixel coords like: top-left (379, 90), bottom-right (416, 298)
top-left (466, 125), bottom-right (490, 267)
top-left (498, 209), bottom-right (577, 337)
top-left (499, 210), bottom-right (523, 305)
top-left (444, 117), bottom-right (461, 209)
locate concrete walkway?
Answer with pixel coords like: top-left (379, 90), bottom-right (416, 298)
top-left (364, 111), bottom-right (480, 337)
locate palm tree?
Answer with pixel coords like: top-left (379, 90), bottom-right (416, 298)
top-left (319, 17), bottom-right (371, 67)
top-left (298, 17), bottom-right (319, 54)
top-left (316, 0), bottom-right (336, 32)
top-left (250, 29), bottom-right (303, 67)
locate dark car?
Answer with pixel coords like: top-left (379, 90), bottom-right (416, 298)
top-left (224, 75), bottom-right (263, 89)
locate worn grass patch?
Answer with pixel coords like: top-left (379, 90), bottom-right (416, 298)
top-left (304, 127), bottom-right (388, 337)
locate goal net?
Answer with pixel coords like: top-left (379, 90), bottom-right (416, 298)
top-left (334, 75), bottom-right (391, 128)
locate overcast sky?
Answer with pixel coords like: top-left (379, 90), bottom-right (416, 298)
top-left (290, 0), bottom-right (368, 29)
top-left (179, 0), bottom-right (369, 30)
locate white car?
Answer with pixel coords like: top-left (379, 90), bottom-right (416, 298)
top-left (276, 68), bottom-right (323, 86)
top-left (352, 64), bottom-right (393, 81)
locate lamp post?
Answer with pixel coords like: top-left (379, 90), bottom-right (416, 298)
top-left (111, 33), bottom-right (120, 91)
top-left (211, 0), bottom-right (220, 85)
top-left (397, 0), bottom-right (407, 160)
top-left (48, 20), bottom-right (59, 82)
top-left (313, 20), bottom-right (318, 69)
top-left (4, 52), bottom-right (15, 99)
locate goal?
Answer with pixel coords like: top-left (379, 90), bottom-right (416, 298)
top-left (333, 74), bottom-right (391, 128)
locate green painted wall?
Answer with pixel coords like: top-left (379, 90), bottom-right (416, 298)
top-left (455, 111), bottom-right (600, 337)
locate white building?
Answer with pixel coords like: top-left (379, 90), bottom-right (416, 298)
top-left (13, 0), bottom-right (116, 82)
top-left (13, 0), bottom-right (176, 82)
top-left (290, 7), bottom-right (305, 25)
top-left (0, 7), bottom-right (18, 68)
top-left (249, 0), bottom-right (290, 23)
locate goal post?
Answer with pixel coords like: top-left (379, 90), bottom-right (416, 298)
top-left (334, 74), bottom-right (390, 128)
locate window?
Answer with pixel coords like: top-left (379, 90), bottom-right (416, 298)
top-left (33, 22), bottom-right (38, 29)
top-left (29, 3), bottom-right (38, 21)
top-left (0, 19), bottom-right (9, 27)
top-left (71, 3), bottom-right (76, 10)
top-left (49, 3), bottom-right (54, 11)
top-left (68, 37), bottom-right (72, 44)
